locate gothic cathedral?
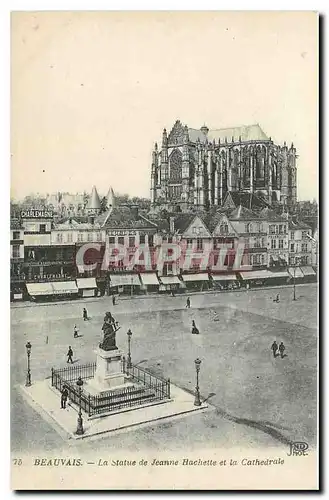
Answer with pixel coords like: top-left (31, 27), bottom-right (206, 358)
top-left (150, 120), bottom-right (297, 212)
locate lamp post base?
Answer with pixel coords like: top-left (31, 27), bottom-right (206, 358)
top-left (76, 416), bottom-right (84, 435)
top-left (194, 390), bottom-right (201, 407)
top-left (25, 374), bottom-right (31, 387)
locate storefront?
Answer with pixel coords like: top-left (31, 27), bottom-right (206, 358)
top-left (300, 266), bottom-right (317, 283)
top-left (211, 274), bottom-right (239, 290)
top-left (109, 273), bottom-right (141, 295)
top-left (239, 269), bottom-right (290, 287)
top-left (159, 275), bottom-right (183, 294)
top-left (181, 273), bottom-right (210, 292)
top-left (76, 277), bottom-right (98, 298)
top-left (139, 273), bottom-right (160, 293)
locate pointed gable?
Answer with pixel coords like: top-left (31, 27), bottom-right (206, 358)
top-left (106, 187), bottom-right (116, 208)
top-left (212, 213), bottom-right (237, 237)
top-left (181, 215), bottom-right (211, 238)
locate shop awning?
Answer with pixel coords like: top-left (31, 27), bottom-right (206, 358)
top-left (109, 274), bottom-right (140, 286)
top-left (51, 281), bottom-right (78, 294)
top-left (211, 274), bottom-right (237, 281)
top-left (139, 273), bottom-right (159, 286)
top-left (301, 266), bottom-right (316, 276)
top-left (288, 267), bottom-right (304, 279)
top-left (268, 271), bottom-right (290, 279)
top-left (239, 270), bottom-right (273, 280)
top-left (182, 273), bottom-right (209, 282)
top-left (160, 276), bottom-right (182, 285)
top-left (76, 278), bottom-right (97, 289)
top-left (26, 282), bottom-right (53, 296)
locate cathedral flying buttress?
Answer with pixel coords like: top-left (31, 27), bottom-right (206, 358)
top-left (150, 120), bottom-right (297, 212)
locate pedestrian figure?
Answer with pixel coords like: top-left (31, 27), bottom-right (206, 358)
top-left (279, 342), bottom-right (286, 358)
top-left (191, 320), bottom-right (199, 335)
top-left (83, 307), bottom-right (88, 321)
top-left (73, 325), bottom-right (78, 338)
top-left (273, 294), bottom-right (280, 303)
top-left (112, 295), bottom-right (116, 306)
top-left (61, 385), bottom-right (69, 409)
top-left (67, 346), bottom-right (74, 363)
top-left (171, 290), bottom-right (175, 297)
top-left (186, 297), bottom-right (191, 308)
top-left (271, 340), bottom-right (278, 358)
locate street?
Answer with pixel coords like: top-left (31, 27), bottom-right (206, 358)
top-left (11, 284), bottom-right (317, 454)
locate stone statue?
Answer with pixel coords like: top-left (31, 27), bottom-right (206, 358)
top-left (99, 312), bottom-right (119, 351)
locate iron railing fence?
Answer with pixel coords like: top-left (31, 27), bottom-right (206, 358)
top-left (51, 360), bottom-right (170, 417)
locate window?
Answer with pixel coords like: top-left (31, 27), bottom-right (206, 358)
top-left (12, 245), bottom-right (20, 258)
top-left (284, 225), bottom-right (287, 234)
top-left (12, 231), bottom-right (20, 240)
top-left (279, 240), bottom-right (283, 249)
top-left (118, 237), bottom-right (124, 245)
top-left (87, 232), bottom-right (93, 242)
top-left (258, 223), bottom-right (263, 233)
top-left (245, 223), bottom-right (251, 233)
top-left (39, 224), bottom-right (46, 234)
top-left (78, 233), bottom-right (84, 242)
top-left (139, 234), bottom-right (145, 244)
top-left (254, 238), bottom-right (261, 248)
top-left (129, 236), bottom-right (135, 248)
top-left (199, 226), bottom-right (203, 234)
top-left (302, 231), bottom-right (308, 239)
top-left (290, 243), bottom-right (295, 252)
top-left (302, 243), bottom-right (308, 253)
top-left (67, 233), bottom-right (73, 243)
top-left (269, 225), bottom-right (276, 235)
top-left (271, 239), bottom-right (276, 249)
top-left (197, 238), bottom-right (203, 250)
top-left (109, 237), bottom-right (115, 244)
top-left (261, 254), bottom-right (265, 265)
top-left (244, 238), bottom-right (249, 249)
top-left (261, 238), bottom-right (265, 248)
top-left (279, 225), bottom-right (283, 234)
top-left (290, 232), bottom-right (295, 240)
top-left (56, 233), bottom-right (63, 243)
top-left (220, 224), bottom-right (228, 234)
top-left (167, 264), bottom-right (173, 273)
top-left (192, 227), bottom-right (197, 234)
top-left (96, 232), bottom-right (102, 241)
top-left (148, 235), bottom-right (154, 247)
top-left (187, 238), bottom-right (193, 248)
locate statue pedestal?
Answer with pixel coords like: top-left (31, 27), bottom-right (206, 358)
top-left (87, 348), bottom-right (127, 394)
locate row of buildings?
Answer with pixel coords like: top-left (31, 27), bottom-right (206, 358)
top-left (10, 184), bottom-right (317, 302)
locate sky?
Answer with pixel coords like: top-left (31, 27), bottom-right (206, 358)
top-left (11, 11), bottom-right (318, 201)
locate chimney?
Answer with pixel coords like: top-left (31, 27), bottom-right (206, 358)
top-left (88, 215), bottom-right (95, 225)
top-left (130, 205), bottom-right (139, 219)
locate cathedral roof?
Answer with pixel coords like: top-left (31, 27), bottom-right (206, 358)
top-left (86, 186), bottom-right (101, 210)
top-left (188, 124), bottom-right (269, 143)
top-left (223, 191), bottom-right (270, 211)
top-left (229, 205), bottom-right (259, 221)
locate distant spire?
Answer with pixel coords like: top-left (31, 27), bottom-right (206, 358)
top-left (86, 186), bottom-right (101, 210)
top-left (106, 187), bottom-right (116, 208)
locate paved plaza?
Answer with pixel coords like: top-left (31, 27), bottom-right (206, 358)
top-left (11, 284), bottom-right (317, 454)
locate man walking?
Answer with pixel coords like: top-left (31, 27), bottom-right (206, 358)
top-left (73, 325), bottom-right (78, 338)
top-left (271, 340), bottom-right (278, 358)
top-left (186, 297), bottom-right (191, 309)
top-left (61, 385), bottom-right (69, 409)
top-left (191, 320), bottom-right (199, 335)
top-left (83, 307), bottom-right (88, 321)
top-left (112, 295), bottom-right (116, 306)
top-left (279, 342), bottom-right (286, 358)
top-left (67, 346), bottom-right (74, 363)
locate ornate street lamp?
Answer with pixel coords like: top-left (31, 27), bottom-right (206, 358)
top-left (194, 358), bottom-right (202, 406)
top-left (76, 377), bottom-right (84, 435)
top-left (25, 342), bottom-right (32, 387)
top-left (127, 329), bottom-right (133, 369)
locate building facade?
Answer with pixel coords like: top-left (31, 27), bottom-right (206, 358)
top-left (150, 120), bottom-right (297, 212)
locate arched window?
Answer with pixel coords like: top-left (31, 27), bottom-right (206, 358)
top-left (169, 150), bottom-right (182, 182)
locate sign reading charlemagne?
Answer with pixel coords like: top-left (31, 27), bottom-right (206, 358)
top-left (20, 209), bottom-right (53, 219)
